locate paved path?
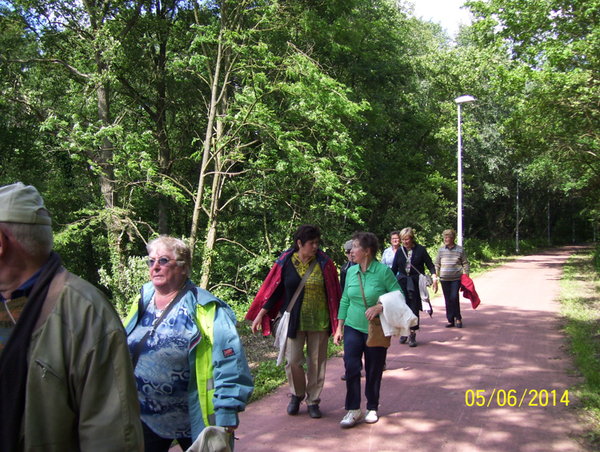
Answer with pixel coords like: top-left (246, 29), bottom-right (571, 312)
top-left (234, 246), bottom-right (586, 452)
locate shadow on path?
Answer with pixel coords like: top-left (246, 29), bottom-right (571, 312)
top-left (234, 246), bottom-right (588, 452)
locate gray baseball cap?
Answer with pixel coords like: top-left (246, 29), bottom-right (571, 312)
top-left (343, 240), bottom-right (353, 251)
top-left (0, 182), bottom-right (51, 225)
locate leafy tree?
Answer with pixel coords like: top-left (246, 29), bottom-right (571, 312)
top-left (467, 0), bottom-right (600, 239)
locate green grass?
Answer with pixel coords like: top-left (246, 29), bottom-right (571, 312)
top-left (249, 359), bottom-right (287, 402)
top-left (558, 245), bottom-right (600, 449)
top-left (248, 337), bottom-right (342, 403)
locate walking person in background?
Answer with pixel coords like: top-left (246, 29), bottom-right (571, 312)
top-left (435, 229), bottom-right (470, 328)
top-left (247, 224), bottom-right (341, 419)
top-left (334, 232), bottom-right (401, 428)
top-left (381, 230), bottom-right (401, 268)
top-left (340, 239), bottom-right (357, 381)
top-left (124, 235), bottom-right (253, 452)
top-left (340, 240), bottom-right (356, 291)
top-left (391, 227), bottom-right (437, 347)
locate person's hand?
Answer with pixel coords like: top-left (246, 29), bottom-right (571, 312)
top-left (251, 312), bottom-right (264, 335)
top-left (433, 280), bottom-right (439, 294)
top-left (333, 328), bottom-right (343, 346)
top-left (365, 303), bottom-right (383, 321)
top-left (224, 426), bottom-right (237, 434)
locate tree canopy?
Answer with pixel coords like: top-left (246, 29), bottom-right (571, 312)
top-left (1, 0), bottom-right (597, 312)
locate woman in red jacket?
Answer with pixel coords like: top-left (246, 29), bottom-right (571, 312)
top-left (246, 225), bottom-right (341, 419)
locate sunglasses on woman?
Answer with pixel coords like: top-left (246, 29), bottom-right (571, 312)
top-left (147, 257), bottom-right (176, 267)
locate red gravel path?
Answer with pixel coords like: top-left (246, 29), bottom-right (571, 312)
top-left (232, 246), bottom-right (587, 452)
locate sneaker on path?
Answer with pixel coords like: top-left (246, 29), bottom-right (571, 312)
top-left (340, 409), bottom-right (364, 428)
top-left (364, 410), bottom-right (379, 424)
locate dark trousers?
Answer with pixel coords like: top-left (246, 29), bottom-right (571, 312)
top-left (398, 275), bottom-right (420, 331)
top-left (343, 325), bottom-right (387, 411)
top-left (142, 422), bottom-right (193, 452)
top-left (441, 279), bottom-right (462, 323)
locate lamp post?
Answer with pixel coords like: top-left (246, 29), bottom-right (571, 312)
top-left (516, 178), bottom-right (520, 254)
top-left (455, 95), bottom-right (475, 246)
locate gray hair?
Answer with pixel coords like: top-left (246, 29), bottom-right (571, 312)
top-left (147, 235), bottom-right (191, 277)
top-left (0, 221), bottom-right (53, 260)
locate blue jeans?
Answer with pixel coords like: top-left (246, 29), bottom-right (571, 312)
top-left (343, 325), bottom-right (387, 411)
top-left (441, 279), bottom-right (462, 323)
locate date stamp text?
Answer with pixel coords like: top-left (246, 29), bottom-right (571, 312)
top-left (465, 389), bottom-right (569, 407)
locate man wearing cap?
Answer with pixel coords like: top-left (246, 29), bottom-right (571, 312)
top-left (339, 239), bottom-right (356, 292)
top-left (0, 182), bottom-right (143, 451)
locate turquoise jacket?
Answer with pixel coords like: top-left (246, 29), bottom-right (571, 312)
top-left (124, 280), bottom-right (254, 441)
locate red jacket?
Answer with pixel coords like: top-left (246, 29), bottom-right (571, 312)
top-left (246, 248), bottom-right (341, 337)
top-left (460, 274), bottom-right (481, 309)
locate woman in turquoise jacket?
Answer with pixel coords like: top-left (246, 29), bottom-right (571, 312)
top-left (124, 236), bottom-right (253, 452)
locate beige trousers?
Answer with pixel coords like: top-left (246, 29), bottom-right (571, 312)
top-left (284, 330), bottom-right (329, 406)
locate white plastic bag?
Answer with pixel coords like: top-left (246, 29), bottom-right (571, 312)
top-left (272, 311), bottom-right (290, 366)
top-left (186, 426), bottom-right (231, 452)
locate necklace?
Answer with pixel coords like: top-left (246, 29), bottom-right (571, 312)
top-left (149, 284), bottom-right (185, 335)
top-left (3, 300), bottom-right (16, 325)
top-left (153, 291), bottom-right (178, 313)
top-left (149, 296), bottom-right (172, 336)
top-left (153, 298), bottom-right (164, 316)
top-left (152, 295), bottom-right (174, 317)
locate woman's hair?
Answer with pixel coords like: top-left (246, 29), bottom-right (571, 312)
top-left (442, 229), bottom-right (456, 240)
top-left (147, 235), bottom-right (192, 277)
top-left (351, 231), bottom-right (379, 256)
top-left (400, 227), bottom-right (415, 241)
top-left (390, 230), bottom-right (400, 239)
top-left (293, 224), bottom-right (321, 251)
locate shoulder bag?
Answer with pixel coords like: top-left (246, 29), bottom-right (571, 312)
top-left (271, 258), bottom-right (317, 337)
top-left (358, 273), bottom-right (391, 348)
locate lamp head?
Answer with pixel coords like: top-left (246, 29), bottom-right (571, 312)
top-left (455, 95), bottom-right (476, 104)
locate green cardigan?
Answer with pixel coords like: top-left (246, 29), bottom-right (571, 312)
top-left (338, 260), bottom-right (401, 334)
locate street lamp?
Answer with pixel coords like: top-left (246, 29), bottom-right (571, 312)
top-left (455, 95), bottom-right (475, 246)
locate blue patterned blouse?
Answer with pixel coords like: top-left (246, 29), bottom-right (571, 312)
top-left (127, 297), bottom-right (199, 439)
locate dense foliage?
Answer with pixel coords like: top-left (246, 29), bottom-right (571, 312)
top-left (1, 0), bottom-right (597, 311)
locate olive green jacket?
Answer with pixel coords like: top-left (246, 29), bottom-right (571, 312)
top-left (22, 270), bottom-right (143, 451)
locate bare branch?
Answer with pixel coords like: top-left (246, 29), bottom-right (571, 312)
top-left (208, 282), bottom-right (248, 295)
top-left (215, 237), bottom-right (259, 258)
top-left (9, 58), bottom-right (90, 79)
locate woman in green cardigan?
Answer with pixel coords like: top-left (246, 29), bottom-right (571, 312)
top-left (333, 231), bottom-right (401, 429)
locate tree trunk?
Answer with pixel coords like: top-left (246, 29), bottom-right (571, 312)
top-left (156, 12), bottom-right (170, 235)
top-left (189, 4), bottom-right (228, 262)
top-left (199, 106), bottom-right (227, 289)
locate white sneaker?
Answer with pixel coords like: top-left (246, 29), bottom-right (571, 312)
top-left (364, 410), bottom-right (379, 424)
top-left (340, 409), bottom-right (364, 428)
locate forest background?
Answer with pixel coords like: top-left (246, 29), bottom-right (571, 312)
top-left (1, 0), bottom-right (600, 318)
